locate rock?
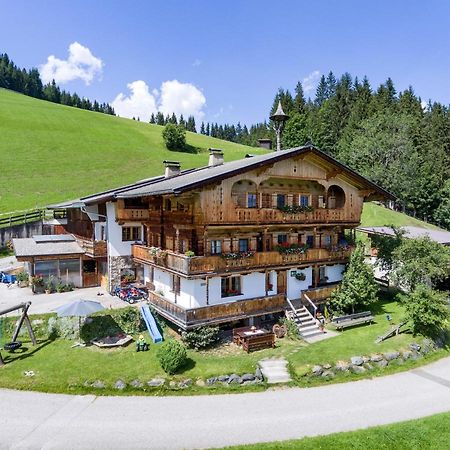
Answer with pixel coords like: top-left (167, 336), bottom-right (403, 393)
top-left (335, 361), bottom-right (350, 372)
top-left (364, 363), bottom-right (374, 371)
top-left (169, 381), bottom-right (177, 388)
top-left (196, 379), bottom-right (206, 387)
top-left (351, 356), bottom-right (364, 366)
top-left (217, 375), bottom-right (229, 382)
top-left (410, 351), bottom-right (422, 361)
top-left (323, 363), bottom-right (332, 370)
top-left (178, 379), bottom-right (192, 388)
top-left (421, 346), bottom-right (430, 355)
top-left (370, 354), bottom-right (383, 362)
top-left (147, 378), bottom-right (165, 387)
top-left (114, 380), bottom-right (126, 390)
top-left (241, 373), bottom-right (255, 382)
top-left (423, 338), bottom-right (435, 349)
top-left (321, 370), bottom-right (335, 378)
top-left (396, 358), bottom-right (405, 365)
top-left (383, 351), bottom-right (400, 361)
top-left (402, 350), bottom-right (412, 360)
top-left (23, 370), bottom-right (35, 377)
top-left (130, 379), bottom-right (143, 388)
top-left (410, 343), bottom-right (421, 352)
top-left (83, 380), bottom-right (92, 387)
top-left (351, 365), bottom-right (366, 374)
top-left (376, 359), bottom-right (388, 368)
top-left (255, 367), bottom-right (263, 380)
top-left (312, 365), bottom-right (323, 376)
top-left (206, 377), bottom-right (217, 386)
top-left (228, 374), bottom-right (243, 384)
top-left (92, 380), bottom-right (105, 389)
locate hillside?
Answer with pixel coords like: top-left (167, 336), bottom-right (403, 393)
top-left (361, 203), bottom-right (439, 230)
top-left (0, 88), bottom-right (264, 213)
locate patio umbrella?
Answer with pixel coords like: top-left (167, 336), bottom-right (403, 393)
top-left (55, 300), bottom-right (105, 346)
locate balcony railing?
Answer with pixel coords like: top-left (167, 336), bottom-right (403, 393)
top-left (75, 236), bottom-right (107, 258)
top-left (116, 208), bottom-right (150, 221)
top-left (133, 244), bottom-right (352, 276)
top-left (219, 207), bottom-right (357, 224)
top-left (148, 291), bottom-right (286, 329)
top-left (301, 283), bottom-right (340, 304)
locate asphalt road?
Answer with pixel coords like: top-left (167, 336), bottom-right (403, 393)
top-left (1, 357), bottom-right (450, 449)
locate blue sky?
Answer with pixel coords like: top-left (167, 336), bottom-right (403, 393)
top-left (1, 0), bottom-right (450, 125)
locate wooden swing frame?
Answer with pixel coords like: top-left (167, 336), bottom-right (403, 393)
top-left (0, 302), bottom-right (36, 366)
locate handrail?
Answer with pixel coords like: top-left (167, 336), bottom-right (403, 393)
top-left (303, 293), bottom-right (318, 318)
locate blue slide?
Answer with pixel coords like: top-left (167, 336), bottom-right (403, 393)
top-left (140, 305), bottom-right (163, 343)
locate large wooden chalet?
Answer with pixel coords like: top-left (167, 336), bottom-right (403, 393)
top-left (14, 144), bottom-right (393, 330)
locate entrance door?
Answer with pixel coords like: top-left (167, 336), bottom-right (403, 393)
top-left (277, 270), bottom-right (286, 295)
top-left (257, 233), bottom-right (264, 252)
top-left (82, 260), bottom-right (99, 287)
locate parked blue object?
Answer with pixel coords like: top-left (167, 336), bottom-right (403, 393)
top-left (140, 305), bottom-right (163, 343)
top-left (0, 272), bottom-right (16, 284)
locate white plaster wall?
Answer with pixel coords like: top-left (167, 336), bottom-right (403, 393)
top-left (153, 267), bottom-right (174, 301)
top-left (287, 266), bottom-right (312, 300)
top-left (326, 264), bottom-right (346, 283)
top-left (106, 202), bottom-right (143, 257)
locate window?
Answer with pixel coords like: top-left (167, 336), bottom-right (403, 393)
top-left (300, 195), bottom-right (310, 207)
top-left (276, 194), bottom-right (286, 208)
top-left (221, 276), bottom-right (242, 297)
top-left (122, 226), bottom-right (141, 241)
top-left (171, 274), bottom-right (181, 295)
top-left (324, 235), bottom-right (332, 247)
top-left (238, 238), bottom-right (249, 252)
top-left (247, 193), bottom-right (257, 208)
top-left (277, 234), bottom-right (288, 245)
top-left (211, 240), bottom-right (222, 255)
top-left (306, 235), bottom-right (315, 248)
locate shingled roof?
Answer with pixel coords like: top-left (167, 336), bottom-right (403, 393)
top-left (48, 144), bottom-right (395, 208)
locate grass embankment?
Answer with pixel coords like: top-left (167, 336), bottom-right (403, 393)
top-left (0, 88), bottom-right (262, 213)
top-left (224, 410), bottom-right (450, 449)
top-left (0, 296), bottom-right (447, 395)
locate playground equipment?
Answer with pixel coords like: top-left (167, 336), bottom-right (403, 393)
top-left (375, 322), bottom-right (406, 344)
top-left (0, 302), bottom-right (36, 366)
top-left (140, 305), bottom-right (163, 343)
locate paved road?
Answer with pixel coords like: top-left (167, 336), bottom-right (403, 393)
top-left (1, 357), bottom-right (450, 449)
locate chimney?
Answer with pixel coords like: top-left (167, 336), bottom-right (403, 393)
top-left (208, 148), bottom-right (224, 167)
top-left (163, 160), bottom-right (181, 178)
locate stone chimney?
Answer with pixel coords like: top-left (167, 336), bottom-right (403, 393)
top-left (208, 148), bottom-right (224, 167)
top-left (163, 160), bottom-right (181, 178)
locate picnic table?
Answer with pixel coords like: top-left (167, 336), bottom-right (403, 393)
top-left (332, 311), bottom-right (374, 330)
top-left (233, 326), bottom-right (275, 353)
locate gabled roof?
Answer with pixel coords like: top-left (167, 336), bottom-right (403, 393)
top-left (48, 144), bottom-right (395, 208)
top-left (357, 226), bottom-right (450, 245)
top-left (13, 235), bottom-right (84, 258)
top-left (116, 144), bottom-right (395, 200)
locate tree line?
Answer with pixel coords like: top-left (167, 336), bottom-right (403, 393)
top-left (201, 72), bottom-right (450, 230)
top-left (148, 112), bottom-right (197, 132)
top-left (0, 53), bottom-right (115, 115)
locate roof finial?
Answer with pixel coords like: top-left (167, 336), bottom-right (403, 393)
top-left (270, 101), bottom-right (289, 151)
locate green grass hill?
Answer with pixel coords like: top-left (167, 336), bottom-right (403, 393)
top-left (0, 88), bottom-right (264, 213)
top-left (0, 88), bottom-right (440, 231)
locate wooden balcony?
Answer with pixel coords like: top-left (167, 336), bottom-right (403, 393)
top-left (148, 291), bottom-right (286, 329)
top-left (133, 244), bottom-right (352, 276)
top-left (220, 207), bottom-right (357, 225)
top-left (116, 208), bottom-right (149, 222)
top-left (75, 237), bottom-right (107, 258)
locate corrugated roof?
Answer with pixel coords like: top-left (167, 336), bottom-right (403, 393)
top-left (13, 235), bottom-right (84, 257)
top-left (357, 226), bottom-right (450, 245)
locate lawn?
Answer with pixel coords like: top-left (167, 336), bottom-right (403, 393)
top-left (0, 89), bottom-right (263, 214)
top-left (223, 410), bottom-right (450, 449)
top-left (0, 295), bottom-right (447, 395)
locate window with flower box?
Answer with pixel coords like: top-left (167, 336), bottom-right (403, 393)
top-left (221, 276), bottom-right (242, 298)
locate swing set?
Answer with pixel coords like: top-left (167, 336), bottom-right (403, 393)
top-left (0, 302), bottom-right (36, 366)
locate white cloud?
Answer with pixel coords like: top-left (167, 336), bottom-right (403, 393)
top-left (40, 42), bottom-right (103, 85)
top-left (111, 80), bottom-right (158, 121)
top-left (192, 59), bottom-right (202, 67)
top-left (302, 70), bottom-right (321, 93)
top-left (112, 79), bottom-right (206, 123)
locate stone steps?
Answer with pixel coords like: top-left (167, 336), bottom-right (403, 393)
top-left (259, 358), bottom-right (292, 384)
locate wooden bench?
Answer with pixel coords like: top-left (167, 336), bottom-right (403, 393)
top-left (242, 332), bottom-right (275, 353)
top-left (332, 311), bottom-right (374, 330)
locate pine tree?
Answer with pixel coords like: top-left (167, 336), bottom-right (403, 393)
top-left (179, 114), bottom-right (185, 128)
top-left (170, 112), bottom-right (178, 124)
top-left (315, 75), bottom-right (328, 106)
top-left (205, 122), bottom-right (210, 136)
top-left (149, 113), bottom-right (156, 124)
top-left (294, 81), bottom-right (306, 114)
top-left (156, 112), bottom-right (165, 125)
top-left (200, 121), bottom-right (206, 134)
top-left (186, 116), bottom-right (196, 132)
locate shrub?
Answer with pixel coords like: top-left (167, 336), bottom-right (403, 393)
top-left (162, 123), bottom-right (186, 151)
top-left (279, 317), bottom-right (300, 340)
top-left (157, 340), bottom-right (187, 374)
top-left (181, 326), bottom-right (220, 350)
top-left (16, 271), bottom-right (29, 283)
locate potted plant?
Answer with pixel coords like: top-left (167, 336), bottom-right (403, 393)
top-left (44, 276), bottom-right (54, 294)
top-left (295, 272), bottom-right (306, 281)
top-left (185, 250), bottom-right (195, 257)
top-left (16, 271), bottom-right (29, 288)
top-left (30, 274), bottom-right (44, 294)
